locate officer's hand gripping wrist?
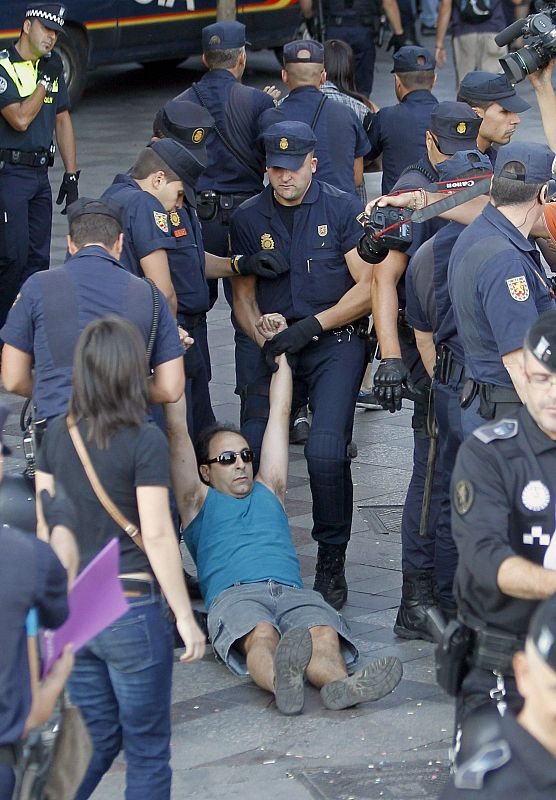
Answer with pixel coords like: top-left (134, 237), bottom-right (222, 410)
top-left (233, 250), bottom-right (290, 279)
top-left (40, 488), bottom-right (78, 536)
top-left (262, 316), bottom-right (322, 370)
top-left (373, 357), bottom-right (414, 413)
top-left (56, 171), bottom-right (80, 215)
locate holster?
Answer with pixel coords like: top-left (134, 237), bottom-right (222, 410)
top-left (196, 190), bottom-right (218, 222)
top-left (460, 378), bottom-right (478, 409)
top-left (436, 344), bottom-right (453, 386)
top-left (434, 619), bottom-right (473, 696)
top-left (471, 627), bottom-right (525, 675)
top-left (477, 383), bottom-right (521, 422)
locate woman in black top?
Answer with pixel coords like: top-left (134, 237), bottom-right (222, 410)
top-left (36, 316), bottom-right (205, 800)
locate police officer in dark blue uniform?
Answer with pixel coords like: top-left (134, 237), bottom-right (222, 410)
top-left (231, 121), bottom-right (372, 610)
top-left (0, 198), bottom-right (185, 423)
top-left (367, 46), bottom-right (439, 194)
top-left (448, 142), bottom-right (555, 439)
top-left (441, 594), bottom-right (556, 798)
top-left (279, 39), bottom-right (370, 198)
top-left (362, 103), bottom-right (482, 640)
top-left (405, 150), bottom-right (492, 618)
top-left (0, 3), bottom-right (79, 334)
top-left (449, 310), bottom-right (556, 725)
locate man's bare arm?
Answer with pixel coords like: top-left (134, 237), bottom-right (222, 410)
top-left (54, 110), bottom-right (77, 173)
top-left (315, 248), bottom-right (373, 331)
top-left (354, 157), bottom-right (364, 189)
top-left (497, 556), bottom-right (556, 599)
top-left (370, 249), bottom-right (408, 358)
top-left (435, 0), bottom-right (452, 67)
top-left (415, 329), bottom-right (436, 377)
top-left (1, 345), bottom-right (33, 397)
top-left (257, 354), bottom-right (292, 504)
top-left (0, 86), bottom-right (48, 131)
top-left (528, 60), bottom-right (556, 152)
top-left (149, 357), bottom-right (185, 405)
top-left (231, 275), bottom-right (267, 346)
top-left (140, 250), bottom-right (178, 317)
top-left (164, 394), bottom-right (207, 527)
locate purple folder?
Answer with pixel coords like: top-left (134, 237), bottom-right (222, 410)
top-left (40, 538), bottom-right (129, 676)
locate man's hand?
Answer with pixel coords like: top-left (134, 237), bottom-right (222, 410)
top-left (232, 250), bottom-right (290, 279)
top-left (178, 326), bottom-right (194, 352)
top-left (263, 85), bottom-right (282, 103)
top-left (387, 32), bottom-right (406, 52)
top-left (176, 613), bottom-right (206, 663)
top-left (528, 58), bottom-right (555, 91)
top-left (56, 171), bottom-right (80, 215)
top-left (255, 313), bottom-right (287, 341)
top-left (373, 357), bottom-right (417, 413)
top-left (37, 51), bottom-right (64, 83)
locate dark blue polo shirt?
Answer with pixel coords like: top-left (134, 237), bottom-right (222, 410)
top-left (230, 180), bottom-right (364, 319)
top-left (279, 86), bottom-right (370, 196)
top-left (0, 246), bottom-right (183, 420)
top-left (0, 528), bottom-right (68, 746)
top-left (405, 237), bottom-right (436, 334)
top-left (177, 70), bottom-right (274, 194)
top-left (448, 203), bottom-right (554, 386)
top-left (102, 175), bottom-right (176, 277)
top-left (367, 90), bottom-right (439, 195)
top-left (167, 204), bottom-right (210, 318)
top-left (0, 45), bottom-right (69, 152)
top-left (432, 222), bottom-right (465, 364)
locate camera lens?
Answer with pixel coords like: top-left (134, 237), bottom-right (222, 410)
top-left (499, 45), bottom-right (545, 83)
top-left (357, 231), bottom-right (389, 264)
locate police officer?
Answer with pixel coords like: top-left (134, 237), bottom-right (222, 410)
top-left (0, 198), bottom-right (185, 424)
top-left (367, 46), bottom-right (439, 194)
top-left (457, 71), bottom-right (530, 164)
top-left (450, 309), bottom-right (556, 724)
top-left (299, 0), bottom-right (406, 95)
top-left (0, 3), bottom-right (79, 334)
top-left (279, 39), bottom-right (370, 198)
top-left (448, 142), bottom-right (555, 438)
top-left (230, 121), bottom-right (372, 609)
top-left (441, 594), bottom-right (556, 798)
top-left (150, 100), bottom-right (289, 440)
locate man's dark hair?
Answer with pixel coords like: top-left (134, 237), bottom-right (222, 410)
top-left (69, 316), bottom-right (148, 449)
top-left (69, 214), bottom-right (122, 249)
top-left (204, 46), bottom-right (243, 69)
top-left (131, 147), bottom-right (180, 183)
top-left (491, 161), bottom-right (544, 207)
top-left (195, 422), bottom-right (247, 483)
top-left (397, 69), bottom-right (435, 91)
top-left (455, 95), bottom-right (495, 113)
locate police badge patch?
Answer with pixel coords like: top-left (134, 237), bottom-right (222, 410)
top-left (261, 233), bottom-right (274, 250)
top-left (454, 480), bottom-right (474, 515)
top-left (153, 211), bottom-right (169, 233)
top-left (169, 211), bottom-right (180, 227)
top-left (506, 276), bottom-right (529, 302)
top-left (521, 480), bottom-right (550, 512)
top-left (318, 225), bottom-right (327, 237)
top-left (0, 77), bottom-right (6, 94)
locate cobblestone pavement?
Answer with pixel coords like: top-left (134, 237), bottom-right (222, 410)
top-left (0, 38), bottom-right (549, 799)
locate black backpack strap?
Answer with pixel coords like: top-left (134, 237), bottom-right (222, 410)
top-left (191, 83), bottom-right (262, 185)
top-left (310, 93), bottom-right (328, 130)
top-left (400, 161), bottom-right (438, 183)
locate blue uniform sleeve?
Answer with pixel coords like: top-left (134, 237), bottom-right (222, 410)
top-left (366, 110), bottom-right (383, 161)
top-left (0, 276), bottom-right (36, 353)
top-left (150, 293), bottom-right (184, 367)
top-left (405, 260), bottom-right (432, 332)
top-left (479, 254), bottom-right (546, 356)
top-left (339, 194), bottom-right (365, 254)
top-left (229, 205), bottom-right (260, 257)
top-left (129, 195), bottom-right (176, 260)
top-left (353, 112), bottom-right (371, 159)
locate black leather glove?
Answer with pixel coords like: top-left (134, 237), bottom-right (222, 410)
top-left (38, 51), bottom-right (64, 83)
top-left (56, 171), bottom-right (80, 215)
top-left (387, 32), bottom-right (406, 52)
top-left (373, 357), bottom-right (417, 413)
top-left (262, 316), bottom-right (322, 372)
top-left (40, 488), bottom-right (78, 534)
top-left (232, 251), bottom-right (290, 279)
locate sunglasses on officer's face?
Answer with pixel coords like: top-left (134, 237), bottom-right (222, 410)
top-left (205, 448), bottom-right (255, 467)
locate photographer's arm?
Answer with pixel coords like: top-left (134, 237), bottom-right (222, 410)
top-left (367, 191), bottom-right (488, 224)
top-left (528, 60), bottom-right (556, 152)
top-left (370, 249), bottom-right (408, 359)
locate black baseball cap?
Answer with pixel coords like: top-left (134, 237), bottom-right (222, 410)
top-left (429, 102), bottom-right (482, 155)
top-left (458, 71), bottom-right (530, 113)
top-left (25, 3), bottom-right (66, 32)
top-left (0, 405), bottom-right (12, 456)
top-left (150, 138), bottom-right (207, 207)
top-left (283, 39), bottom-right (324, 65)
top-left (66, 197), bottom-right (123, 226)
top-left (494, 142), bottom-right (555, 185)
top-left (391, 45), bottom-right (435, 73)
top-left (153, 100), bottom-right (214, 162)
top-left (525, 309), bottom-right (556, 372)
top-left (436, 149), bottom-right (492, 181)
top-left (263, 121), bottom-right (317, 170)
top-left (202, 21), bottom-right (248, 52)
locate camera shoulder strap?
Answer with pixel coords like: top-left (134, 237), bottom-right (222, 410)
top-left (411, 177), bottom-right (491, 224)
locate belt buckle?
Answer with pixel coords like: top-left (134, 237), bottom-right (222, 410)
top-left (12, 151), bottom-right (20, 164)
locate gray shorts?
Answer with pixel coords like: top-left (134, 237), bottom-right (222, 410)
top-left (207, 580), bottom-right (359, 676)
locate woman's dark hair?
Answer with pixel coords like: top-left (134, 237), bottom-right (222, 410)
top-left (323, 39), bottom-right (372, 107)
top-left (195, 422), bottom-right (246, 484)
top-left (69, 316), bottom-right (148, 449)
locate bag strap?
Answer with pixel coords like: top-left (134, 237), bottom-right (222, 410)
top-left (191, 83), bottom-right (262, 184)
top-left (311, 93), bottom-right (327, 130)
top-left (66, 415), bottom-right (146, 553)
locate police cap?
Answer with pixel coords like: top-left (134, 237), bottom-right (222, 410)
top-left (391, 45), bottom-right (435, 73)
top-left (263, 121), bottom-right (317, 170)
top-left (528, 594), bottom-right (556, 669)
top-left (525, 309), bottom-right (556, 372)
top-left (458, 71), bottom-right (530, 113)
top-left (25, 3), bottom-right (66, 32)
top-left (150, 138), bottom-right (207, 207)
top-left (202, 21), bottom-right (248, 52)
top-left (436, 149), bottom-right (492, 181)
top-left (66, 197), bottom-right (123, 227)
top-left (429, 102), bottom-right (481, 155)
top-left (0, 404), bottom-right (12, 456)
top-left (494, 142), bottom-right (555, 185)
top-left (283, 39), bottom-right (324, 65)
top-left (154, 99), bottom-right (214, 161)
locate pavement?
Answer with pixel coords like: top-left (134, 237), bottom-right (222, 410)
top-left (0, 32), bottom-right (551, 799)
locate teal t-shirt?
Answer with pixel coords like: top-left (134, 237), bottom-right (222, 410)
top-left (183, 482), bottom-right (303, 609)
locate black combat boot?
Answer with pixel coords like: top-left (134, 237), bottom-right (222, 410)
top-left (313, 543), bottom-right (348, 610)
top-left (289, 405), bottom-right (310, 445)
top-left (393, 569), bottom-right (437, 642)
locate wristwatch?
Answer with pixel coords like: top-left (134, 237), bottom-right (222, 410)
top-left (38, 77), bottom-right (53, 93)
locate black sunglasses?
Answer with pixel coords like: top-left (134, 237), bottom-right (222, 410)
top-left (205, 448), bottom-right (255, 466)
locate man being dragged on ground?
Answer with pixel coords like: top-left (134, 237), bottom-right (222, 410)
top-left (164, 314), bottom-right (403, 714)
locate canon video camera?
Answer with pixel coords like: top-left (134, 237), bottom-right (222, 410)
top-left (496, 2), bottom-right (556, 83)
top-left (356, 206), bottom-right (413, 264)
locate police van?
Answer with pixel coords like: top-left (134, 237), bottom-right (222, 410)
top-left (0, 0), bottom-right (299, 105)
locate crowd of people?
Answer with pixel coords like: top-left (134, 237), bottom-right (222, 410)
top-left (2, 0), bottom-right (556, 797)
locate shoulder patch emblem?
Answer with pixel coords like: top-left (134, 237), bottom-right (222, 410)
top-left (506, 275), bottom-right (529, 302)
top-left (522, 480), bottom-right (550, 512)
top-left (0, 77), bottom-right (6, 94)
top-left (318, 224), bottom-right (327, 237)
top-left (261, 233), bottom-right (274, 250)
top-left (454, 480), bottom-right (474, 515)
top-left (153, 211), bottom-right (169, 233)
top-left (474, 419), bottom-right (519, 443)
